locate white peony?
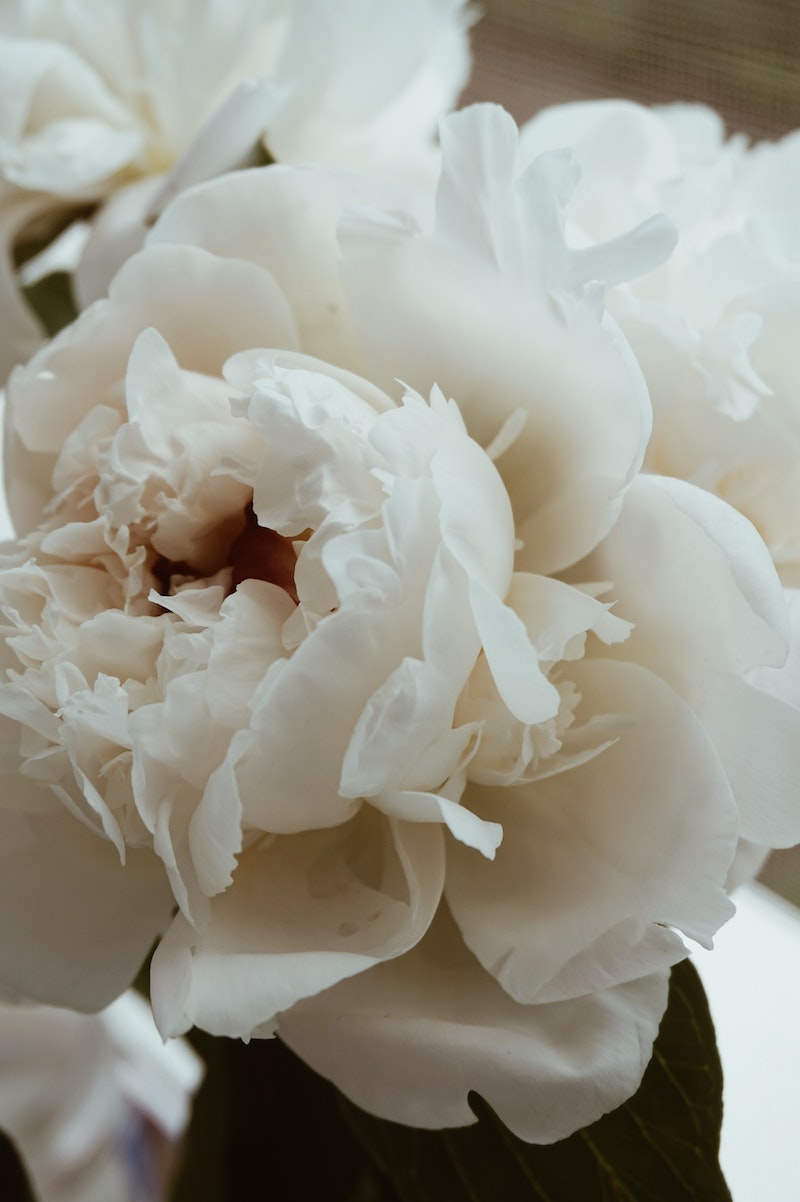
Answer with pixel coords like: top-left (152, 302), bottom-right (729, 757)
top-left (519, 99), bottom-right (800, 585)
top-left (0, 0), bottom-right (472, 377)
top-left (0, 991), bottom-right (202, 1202)
top-left (1, 104), bottom-right (799, 1144)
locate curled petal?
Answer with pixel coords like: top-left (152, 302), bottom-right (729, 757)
top-left (151, 814), bottom-right (445, 1038)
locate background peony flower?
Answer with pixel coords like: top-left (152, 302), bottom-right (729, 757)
top-left (2, 103), bottom-right (800, 1145)
top-left (0, 991), bottom-right (202, 1202)
top-left (519, 99), bottom-right (800, 585)
top-left (0, 0), bottom-right (472, 377)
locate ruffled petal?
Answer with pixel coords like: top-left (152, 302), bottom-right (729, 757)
top-left (5, 241), bottom-right (298, 531)
top-left (339, 105), bottom-right (654, 572)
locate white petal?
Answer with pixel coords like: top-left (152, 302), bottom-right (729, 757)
top-left (373, 789), bottom-right (502, 858)
top-left (149, 164), bottom-right (398, 369)
top-left (469, 579), bottom-right (561, 724)
top-left (339, 128), bottom-right (652, 572)
top-left (279, 907), bottom-right (670, 1144)
top-left (682, 672), bottom-right (800, 849)
top-left (148, 77), bottom-right (282, 218)
top-left (236, 603), bottom-right (418, 834)
top-left (505, 572), bottom-right (632, 662)
top-left (0, 795), bottom-right (173, 1010)
top-left (151, 814), bottom-right (444, 1038)
top-left (340, 656), bottom-right (458, 798)
top-left (5, 242), bottom-right (299, 532)
top-left (576, 474), bottom-right (789, 683)
top-left (448, 659), bottom-right (737, 1005)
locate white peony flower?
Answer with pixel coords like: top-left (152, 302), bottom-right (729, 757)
top-left (0, 991), bottom-right (202, 1202)
top-left (2, 104), bottom-right (800, 1144)
top-left (0, 0), bottom-right (472, 377)
top-left (519, 99), bottom-right (800, 585)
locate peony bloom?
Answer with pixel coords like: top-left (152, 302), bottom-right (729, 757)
top-left (1, 104), bottom-right (800, 1144)
top-left (519, 99), bottom-right (800, 585)
top-left (0, 0), bottom-right (472, 377)
top-left (0, 991), bottom-right (202, 1202)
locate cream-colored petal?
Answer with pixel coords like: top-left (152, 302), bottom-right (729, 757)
top-left (151, 814), bottom-right (444, 1038)
top-left (279, 907), bottom-right (670, 1144)
top-left (448, 659), bottom-right (737, 1005)
top-left (0, 793), bottom-right (173, 1010)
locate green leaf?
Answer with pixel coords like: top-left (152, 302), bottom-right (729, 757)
top-left (340, 960), bottom-right (732, 1202)
top-left (22, 272), bottom-right (78, 339)
top-left (170, 1033), bottom-right (399, 1202)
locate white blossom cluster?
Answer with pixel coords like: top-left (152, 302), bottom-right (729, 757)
top-left (0, 0), bottom-right (798, 1174)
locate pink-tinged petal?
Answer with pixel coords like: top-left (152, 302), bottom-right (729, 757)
top-left (151, 815), bottom-right (444, 1038)
top-left (279, 908), bottom-right (670, 1144)
top-left (447, 659), bottom-right (737, 1005)
top-left (0, 797), bottom-right (173, 1010)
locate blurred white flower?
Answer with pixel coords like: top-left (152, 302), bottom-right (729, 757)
top-left (0, 991), bottom-right (202, 1202)
top-left (1, 104), bottom-right (799, 1145)
top-left (519, 99), bottom-right (800, 584)
top-left (0, 0), bottom-right (472, 376)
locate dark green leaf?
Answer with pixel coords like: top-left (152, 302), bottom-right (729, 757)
top-left (340, 960), bottom-right (732, 1202)
top-left (170, 1033), bottom-right (399, 1202)
top-left (0, 1129), bottom-right (35, 1202)
top-left (22, 272), bottom-right (78, 339)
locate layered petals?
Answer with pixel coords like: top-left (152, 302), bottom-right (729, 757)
top-left (520, 98), bottom-right (800, 584)
top-left (0, 0), bottom-right (472, 376)
top-left (448, 659), bottom-right (737, 1012)
top-left (152, 814), bottom-right (445, 1040)
top-left (0, 100), bottom-right (797, 1148)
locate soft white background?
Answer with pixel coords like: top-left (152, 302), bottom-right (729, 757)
top-left (695, 883), bottom-right (800, 1202)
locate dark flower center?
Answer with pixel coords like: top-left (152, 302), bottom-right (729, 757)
top-left (152, 504), bottom-right (301, 604)
top-left (229, 504), bottom-right (299, 603)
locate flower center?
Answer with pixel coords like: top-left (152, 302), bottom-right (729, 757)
top-left (150, 505), bottom-right (305, 604)
top-left (229, 504), bottom-right (300, 602)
